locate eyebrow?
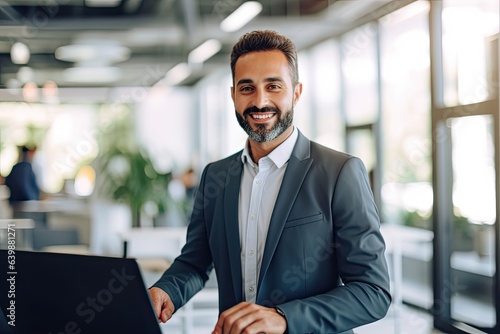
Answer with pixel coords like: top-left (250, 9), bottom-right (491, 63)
top-left (236, 77), bottom-right (285, 86)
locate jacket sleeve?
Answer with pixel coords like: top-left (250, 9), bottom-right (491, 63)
top-left (151, 165), bottom-right (214, 312)
top-left (277, 157), bottom-right (391, 333)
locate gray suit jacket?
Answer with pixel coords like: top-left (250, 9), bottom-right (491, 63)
top-left (153, 130), bottom-right (391, 333)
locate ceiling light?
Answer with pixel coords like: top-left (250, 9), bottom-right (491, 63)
top-left (85, 0), bottom-right (121, 7)
top-left (188, 39), bottom-right (222, 64)
top-left (164, 63), bottom-right (191, 86)
top-left (10, 42), bottom-right (30, 64)
top-left (55, 44), bottom-right (130, 65)
top-left (63, 67), bottom-right (122, 83)
top-left (17, 66), bottom-right (34, 83)
top-left (220, 1), bottom-right (263, 32)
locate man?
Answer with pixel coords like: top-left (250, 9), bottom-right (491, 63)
top-left (5, 146), bottom-right (40, 202)
top-left (150, 30), bottom-right (391, 334)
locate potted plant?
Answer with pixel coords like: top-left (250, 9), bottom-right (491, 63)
top-left (95, 112), bottom-right (172, 228)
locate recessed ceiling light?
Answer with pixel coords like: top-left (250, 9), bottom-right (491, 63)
top-left (55, 44), bottom-right (130, 65)
top-left (11, 42), bottom-right (30, 64)
top-left (63, 67), bottom-right (122, 83)
top-left (17, 66), bottom-right (34, 83)
top-left (188, 39), bottom-right (222, 64)
top-left (220, 1), bottom-right (263, 32)
top-left (164, 63), bottom-right (191, 86)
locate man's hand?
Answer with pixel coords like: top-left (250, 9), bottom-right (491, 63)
top-left (149, 287), bottom-right (175, 323)
top-left (212, 302), bottom-right (287, 334)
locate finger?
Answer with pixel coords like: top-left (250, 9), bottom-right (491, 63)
top-left (160, 307), bottom-right (172, 323)
top-left (240, 317), bottom-right (274, 334)
top-left (240, 310), bottom-right (287, 334)
top-left (148, 288), bottom-right (163, 319)
top-left (213, 302), bottom-right (251, 334)
top-left (227, 313), bottom-right (258, 334)
top-left (222, 304), bottom-right (258, 334)
top-left (160, 297), bottom-right (175, 323)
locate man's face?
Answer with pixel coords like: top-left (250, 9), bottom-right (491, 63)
top-left (231, 50), bottom-right (302, 143)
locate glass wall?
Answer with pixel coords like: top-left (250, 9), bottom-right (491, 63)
top-left (450, 115), bottom-right (496, 328)
top-left (432, 0), bottom-right (499, 332)
top-left (135, 86), bottom-right (194, 174)
top-left (308, 39), bottom-right (344, 151)
top-left (341, 23), bottom-right (379, 127)
top-left (378, 1), bottom-right (434, 310)
top-left (380, 1), bottom-right (432, 229)
top-left (196, 71), bottom-right (247, 168)
top-left (442, 0), bottom-right (499, 106)
top-left (340, 23), bottom-right (379, 174)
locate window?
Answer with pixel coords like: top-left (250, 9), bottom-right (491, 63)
top-left (341, 23), bottom-right (379, 126)
top-left (379, 1), bottom-right (433, 309)
top-left (309, 39), bottom-right (344, 150)
top-left (442, 0), bottom-right (500, 106)
top-left (380, 1), bottom-right (432, 228)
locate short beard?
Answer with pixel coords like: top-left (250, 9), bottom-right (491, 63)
top-left (235, 106), bottom-right (294, 143)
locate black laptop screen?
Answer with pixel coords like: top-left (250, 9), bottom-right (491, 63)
top-left (0, 250), bottom-right (162, 334)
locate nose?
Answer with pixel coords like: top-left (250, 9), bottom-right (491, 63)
top-left (253, 88), bottom-right (268, 109)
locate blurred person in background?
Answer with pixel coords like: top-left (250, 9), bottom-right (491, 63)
top-left (150, 30), bottom-right (391, 334)
top-left (5, 145), bottom-right (40, 203)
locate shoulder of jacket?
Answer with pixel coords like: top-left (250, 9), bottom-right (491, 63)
top-left (309, 141), bottom-right (353, 164)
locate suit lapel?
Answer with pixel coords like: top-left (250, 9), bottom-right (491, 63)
top-left (258, 131), bottom-right (313, 290)
top-left (224, 157), bottom-right (244, 303)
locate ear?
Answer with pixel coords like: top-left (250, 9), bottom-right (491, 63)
top-left (293, 82), bottom-right (303, 106)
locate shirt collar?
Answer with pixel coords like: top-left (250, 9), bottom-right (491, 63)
top-left (241, 126), bottom-right (298, 169)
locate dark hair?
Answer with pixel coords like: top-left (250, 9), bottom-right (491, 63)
top-left (21, 145), bottom-right (36, 153)
top-left (230, 30), bottom-right (299, 86)
top-left (20, 145), bottom-right (36, 161)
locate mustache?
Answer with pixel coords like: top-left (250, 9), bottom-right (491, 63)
top-left (243, 106), bottom-right (280, 116)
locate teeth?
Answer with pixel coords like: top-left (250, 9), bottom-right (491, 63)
top-left (252, 114), bottom-right (274, 119)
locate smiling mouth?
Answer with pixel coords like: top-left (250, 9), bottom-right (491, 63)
top-left (249, 113), bottom-right (275, 120)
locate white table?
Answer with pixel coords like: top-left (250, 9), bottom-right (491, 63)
top-left (0, 218), bottom-right (35, 249)
top-left (118, 226), bottom-right (188, 260)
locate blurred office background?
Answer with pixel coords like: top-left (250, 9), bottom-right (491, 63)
top-left (0, 0), bottom-right (499, 333)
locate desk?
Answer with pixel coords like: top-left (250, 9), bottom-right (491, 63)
top-left (12, 198), bottom-right (88, 214)
top-left (10, 198), bottom-right (90, 250)
top-left (0, 218), bottom-right (35, 249)
top-left (119, 227), bottom-right (187, 259)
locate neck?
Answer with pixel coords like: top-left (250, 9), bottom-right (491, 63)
top-left (248, 126), bottom-right (293, 163)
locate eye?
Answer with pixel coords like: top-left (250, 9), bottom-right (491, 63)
top-left (240, 86), bottom-right (254, 92)
top-left (268, 84), bottom-right (281, 90)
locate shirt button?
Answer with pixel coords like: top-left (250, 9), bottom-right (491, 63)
top-left (250, 214), bottom-right (255, 220)
top-left (256, 179), bottom-right (262, 185)
top-left (249, 287), bottom-right (254, 293)
top-left (248, 250), bottom-right (254, 256)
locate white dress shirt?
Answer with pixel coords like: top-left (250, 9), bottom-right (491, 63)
top-left (238, 127), bottom-right (298, 303)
